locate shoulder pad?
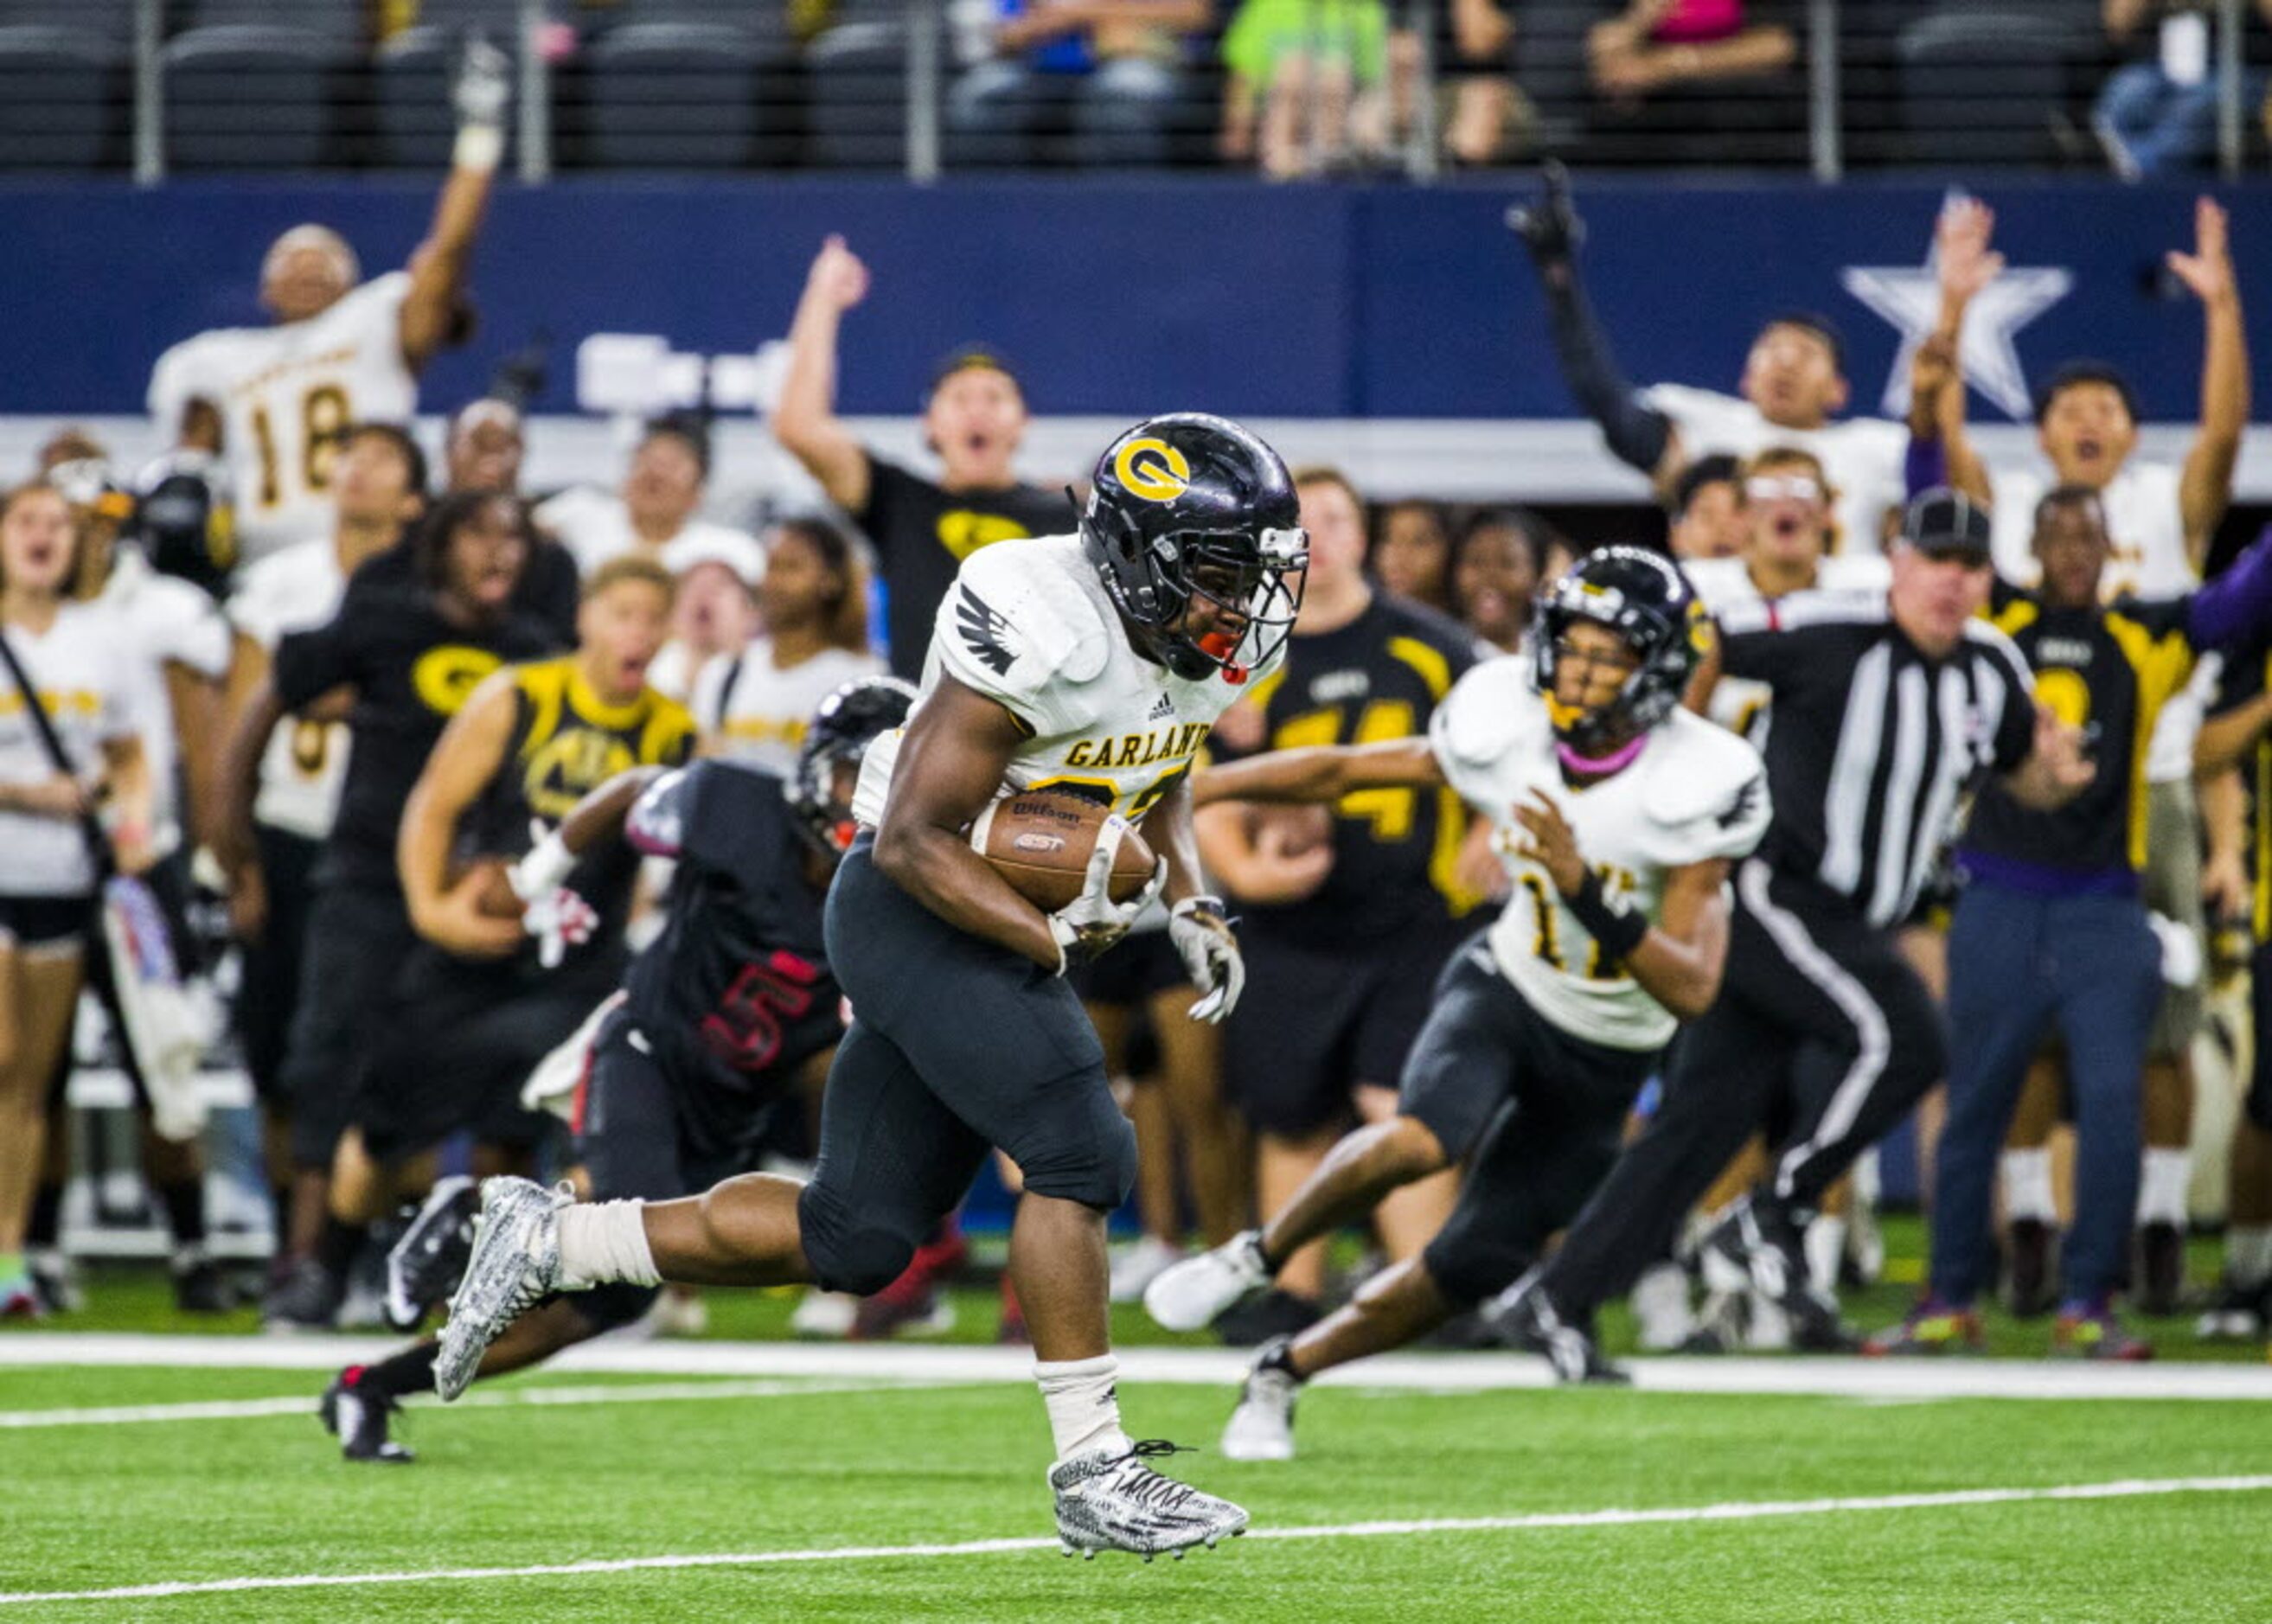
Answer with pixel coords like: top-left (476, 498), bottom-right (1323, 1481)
top-left (942, 537), bottom-right (1110, 697)
top-left (1639, 713), bottom-right (1770, 851)
top-left (1429, 656), bottom-right (1536, 771)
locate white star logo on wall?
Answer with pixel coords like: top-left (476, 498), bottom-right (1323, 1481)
top-left (1840, 199), bottom-right (2073, 424)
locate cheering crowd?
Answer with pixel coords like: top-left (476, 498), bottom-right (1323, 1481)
top-left (1, 80), bottom-right (2267, 1400)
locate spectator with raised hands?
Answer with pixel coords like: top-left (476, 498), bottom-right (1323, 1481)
top-left (1511, 168), bottom-right (1982, 554)
top-left (771, 236), bottom-right (1069, 681)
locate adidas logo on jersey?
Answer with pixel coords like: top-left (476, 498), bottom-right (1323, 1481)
top-left (1148, 694), bottom-right (1175, 721)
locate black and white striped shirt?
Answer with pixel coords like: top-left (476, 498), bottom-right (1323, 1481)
top-left (1717, 591), bottom-right (2037, 929)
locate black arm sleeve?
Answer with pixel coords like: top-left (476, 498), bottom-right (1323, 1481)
top-left (1539, 260), bottom-right (1674, 476)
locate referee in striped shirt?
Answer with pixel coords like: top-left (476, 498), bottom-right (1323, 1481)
top-left (1494, 491), bottom-right (2094, 1378)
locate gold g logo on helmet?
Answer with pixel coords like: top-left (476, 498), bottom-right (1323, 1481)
top-left (1113, 438), bottom-right (1192, 503)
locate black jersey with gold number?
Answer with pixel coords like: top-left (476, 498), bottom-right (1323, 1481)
top-left (1226, 595), bottom-right (1485, 944)
top-left (273, 585), bottom-right (563, 892)
top-left (855, 457), bottom-right (1072, 681)
top-left (1965, 585), bottom-right (2193, 877)
top-left (462, 657), bottom-right (698, 954)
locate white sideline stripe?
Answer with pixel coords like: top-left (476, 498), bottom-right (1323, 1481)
top-left (1, 1475), bottom-right (2267, 1607)
top-left (5, 1334), bottom-right (2272, 1403)
top-left (0, 1377), bottom-right (954, 1430)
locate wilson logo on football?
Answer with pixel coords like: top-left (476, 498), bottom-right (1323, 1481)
top-left (1113, 437), bottom-right (1191, 503)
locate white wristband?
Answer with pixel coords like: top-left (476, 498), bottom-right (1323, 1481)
top-left (454, 123), bottom-right (505, 173)
top-left (509, 829), bottom-right (575, 901)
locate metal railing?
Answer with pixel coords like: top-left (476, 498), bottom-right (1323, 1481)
top-left (0, 0), bottom-right (2251, 182)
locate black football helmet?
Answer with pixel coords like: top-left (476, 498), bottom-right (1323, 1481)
top-left (1530, 545), bottom-right (1706, 753)
top-left (1080, 412), bottom-right (1308, 684)
top-left (786, 675), bottom-right (918, 855)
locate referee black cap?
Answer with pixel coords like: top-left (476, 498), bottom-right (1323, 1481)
top-left (1899, 487), bottom-right (1992, 564)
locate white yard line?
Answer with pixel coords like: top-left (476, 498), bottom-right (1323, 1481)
top-left (3, 1333), bottom-right (2270, 1402)
top-left (0, 1377), bottom-right (958, 1430)
top-left (1, 1474), bottom-right (2267, 1607)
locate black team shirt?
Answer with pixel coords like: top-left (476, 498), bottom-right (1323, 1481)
top-left (272, 585), bottom-right (560, 892)
top-left (854, 456), bottom-right (1069, 681)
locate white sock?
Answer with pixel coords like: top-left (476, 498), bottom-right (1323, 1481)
top-left (2226, 1224), bottom-right (2272, 1288)
top-left (1804, 1216), bottom-right (1846, 1296)
top-left (1999, 1149), bottom-right (2058, 1224)
top-left (1036, 1353), bottom-right (1128, 1464)
top-left (556, 1200), bottom-right (661, 1290)
top-left (2137, 1148), bottom-right (2192, 1226)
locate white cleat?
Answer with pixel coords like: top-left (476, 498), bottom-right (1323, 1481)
top-left (1108, 1235), bottom-right (1187, 1305)
top-left (1048, 1438), bottom-right (1249, 1558)
top-left (1142, 1230), bottom-right (1270, 1333)
top-left (1219, 1343), bottom-right (1298, 1461)
top-left (434, 1178), bottom-right (568, 1401)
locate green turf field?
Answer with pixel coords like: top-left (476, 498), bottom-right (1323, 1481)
top-left (2, 1339), bottom-right (2269, 1620)
top-left (3, 1214), bottom-right (2269, 1622)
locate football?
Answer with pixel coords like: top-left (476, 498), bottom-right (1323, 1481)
top-left (972, 790), bottom-right (1156, 912)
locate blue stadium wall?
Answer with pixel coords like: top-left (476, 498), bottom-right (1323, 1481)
top-left (4, 176), bottom-right (2266, 422)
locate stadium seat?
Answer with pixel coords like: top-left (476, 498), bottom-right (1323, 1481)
top-left (583, 22), bottom-right (791, 169)
top-left (807, 21), bottom-right (906, 169)
top-left (0, 0), bottom-right (135, 37)
top-left (163, 26), bottom-right (351, 170)
top-left (1894, 7), bottom-right (2086, 165)
top-left (0, 26), bottom-right (127, 169)
top-left (176, 0), bottom-right (364, 38)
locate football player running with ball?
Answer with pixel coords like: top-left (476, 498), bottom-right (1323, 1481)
top-left (437, 414), bottom-right (1307, 1558)
top-left (1146, 548), bottom-right (1769, 1455)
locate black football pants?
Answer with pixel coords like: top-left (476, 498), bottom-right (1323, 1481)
top-left (1536, 858), bottom-right (1947, 1316)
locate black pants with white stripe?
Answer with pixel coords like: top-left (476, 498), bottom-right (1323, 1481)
top-left (1536, 858), bottom-right (1947, 1317)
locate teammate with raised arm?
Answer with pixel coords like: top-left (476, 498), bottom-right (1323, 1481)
top-left (1146, 549), bottom-right (1768, 1452)
top-left (436, 414), bottom-right (1307, 1558)
top-left (144, 42), bottom-right (509, 565)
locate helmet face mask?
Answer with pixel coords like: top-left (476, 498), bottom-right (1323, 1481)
top-left (1529, 546), bottom-right (1704, 756)
top-left (1082, 414), bottom-right (1309, 683)
top-left (785, 675), bottom-right (918, 856)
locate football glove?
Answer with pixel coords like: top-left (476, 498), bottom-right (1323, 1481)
top-left (453, 34), bottom-right (513, 131)
top-left (1048, 818), bottom-right (1166, 972)
top-left (1507, 159), bottom-right (1584, 269)
top-left (1169, 895), bottom-right (1243, 1023)
top-left (521, 886), bottom-right (598, 970)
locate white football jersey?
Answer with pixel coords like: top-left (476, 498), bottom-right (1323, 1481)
top-left (94, 550), bottom-right (231, 857)
top-left (1989, 461), bottom-right (2191, 601)
top-left (694, 640), bottom-right (886, 778)
top-left (146, 272), bottom-right (417, 565)
top-left (0, 603), bottom-right (139, 897)
top-left (533, 489), bottom-right (766, 585)
top-left (1642, 384), bottom-right (1911, 557)
top-left (1429, 658), bottom-right (1770, 1051)
top-left (1684, 554), bottom-right (1891, 743)
top-left (854, 534), bottom-right (1279, 827)
top-left (227, 539), bottom-right (350, 839)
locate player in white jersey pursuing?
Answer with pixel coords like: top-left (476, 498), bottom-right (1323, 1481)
top-left (436, 414), bottom-right (1308, 1557)
top-left (1144, 548), bottom-right (1769, 1451)
top-left (144, 42), bottom-right (508, 565)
